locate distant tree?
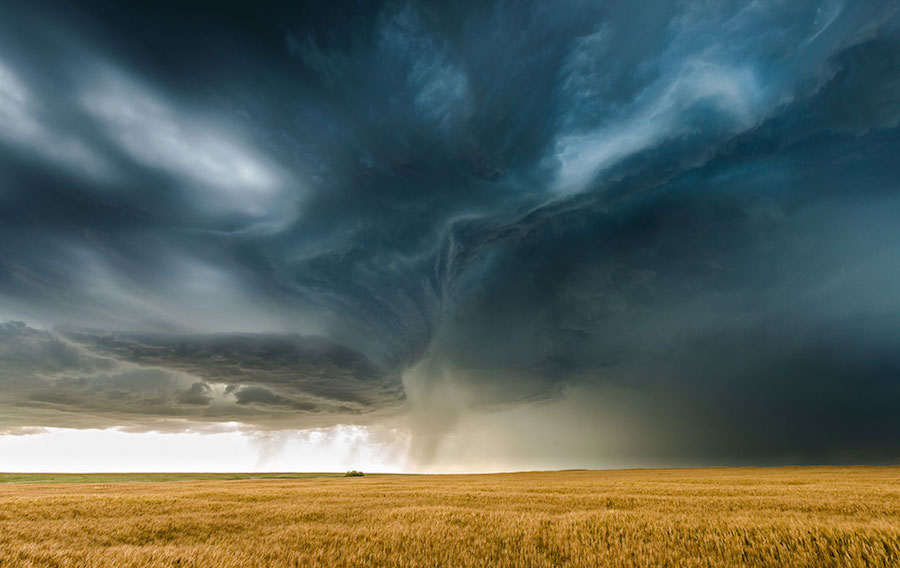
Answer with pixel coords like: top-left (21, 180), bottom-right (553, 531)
top-left (344, 470), bottom-right (365, 477)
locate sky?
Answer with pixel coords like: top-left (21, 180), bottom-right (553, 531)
top-left (1, 0), bottom-right (899, 472)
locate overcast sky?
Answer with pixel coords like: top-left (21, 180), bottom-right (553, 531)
top-left (1, 0), bottom-right (899, 472)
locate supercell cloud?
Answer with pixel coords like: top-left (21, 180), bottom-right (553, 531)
top-left (1, 0), bottom-right (900, 467)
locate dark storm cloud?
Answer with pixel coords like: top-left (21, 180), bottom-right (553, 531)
top-left (1, 0), bottom-right (900, 464)
top-left (0, 322), bottom-right (403, 432)
top-left (62, 328), bottom-right (402, 410)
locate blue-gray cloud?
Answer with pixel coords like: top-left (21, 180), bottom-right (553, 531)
top-left (0, 0), bottom-right (899, 464)
top-left (0, 321), bottom-right (403, 431)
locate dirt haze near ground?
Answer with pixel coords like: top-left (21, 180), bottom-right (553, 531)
top-left (1, 467), bottom-right (898, 567)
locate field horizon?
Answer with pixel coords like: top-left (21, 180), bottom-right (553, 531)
top-left (2, 464), bottom-right (898, 484)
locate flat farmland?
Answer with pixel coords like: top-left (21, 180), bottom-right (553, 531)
top-left (1, 467), bottom-right (898, 567)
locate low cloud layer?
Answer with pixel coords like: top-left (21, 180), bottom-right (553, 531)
top-left (1, 1), bottom-right (899, 466)
top-left (0, 321), bottom-right (403, 432)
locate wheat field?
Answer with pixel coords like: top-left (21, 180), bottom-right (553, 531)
top-left (1, 467), bottom-right (898, 567)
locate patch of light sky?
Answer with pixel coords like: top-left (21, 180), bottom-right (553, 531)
top-left (0, 426), bottom-right (410, 473)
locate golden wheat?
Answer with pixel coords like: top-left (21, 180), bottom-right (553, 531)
top-left (1, 467), bottom-right (898, 567)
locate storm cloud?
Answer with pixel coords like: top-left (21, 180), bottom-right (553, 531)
top-left (0, 321), bottom-right (402, 432)
top-left (1, 0), bottom-right (899, 466)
